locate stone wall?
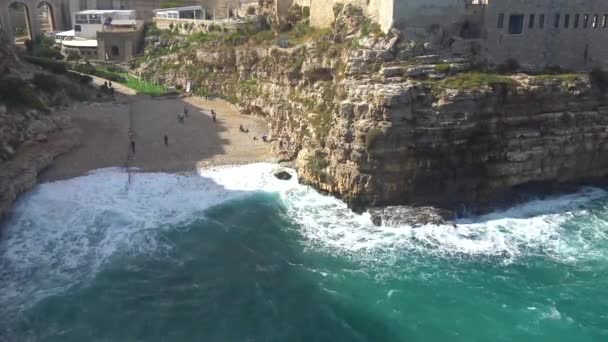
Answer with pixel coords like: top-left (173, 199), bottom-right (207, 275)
top-left (484, 0), bottom-right (608, 70)
top-left (310, 0), bottom-right (465, 33)
top-left (153, 18), bottom-right (241, 34)
top-left (0, 0), bottom-right (71, 39)
top-left (97, 24), bottom-right (144, 61)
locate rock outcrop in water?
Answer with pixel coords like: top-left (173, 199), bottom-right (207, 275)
top-left (138, 6), bottom-right (608, 211)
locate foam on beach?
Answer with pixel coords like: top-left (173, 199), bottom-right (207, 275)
top-left (1, 163), bottom-right (607, 313)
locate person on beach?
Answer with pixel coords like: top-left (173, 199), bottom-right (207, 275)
top-left (164, 135), bottom-right (169, 146)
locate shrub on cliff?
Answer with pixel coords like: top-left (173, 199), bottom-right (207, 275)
top-left (23, 56), bottom-right (68, 74)
top-left (66, 71), bottom-right (93, 84)
top-left (0, 77), bottom-right (46, 111)
top-left (71, 62), bottom-right (96, 75)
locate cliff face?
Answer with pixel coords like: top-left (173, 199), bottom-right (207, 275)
top-left (139, 16), bottom-right (608, 210)
top-left (0, 31), bottom-right (82, 220)
top-left (309, 75), bottom-right (608, 209)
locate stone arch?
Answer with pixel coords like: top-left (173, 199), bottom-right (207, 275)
top-left (8, 1), bottom-right (32, 41)
top-left (35, 0), bottom-right (55, 33)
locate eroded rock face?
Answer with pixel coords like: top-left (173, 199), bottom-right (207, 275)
top-left (313, 75), bottom-right (608, 210)
top-left (140, 28), bottom-right (608, 211)
top-left (0, 30), bottom-right (82, 220)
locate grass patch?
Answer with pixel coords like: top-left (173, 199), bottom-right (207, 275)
top-left (534, 73), bottom-right (584, 82)
top-left (437, 72), bottom-right (518, 90)
top-left (122, 74), bottom-right (168, 96)
top-left (434, 63), bottom-right (451, 73)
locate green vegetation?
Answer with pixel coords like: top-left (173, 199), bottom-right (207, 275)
top-left (0, 77), bottom-right (46, 111)
top-left (66, 50), bottom-right (81, 61)
top-left (305, 150), bottom-right (330, 180)
top-left (25, 36), bottom-right (64, 60)
top-left (71, 62), bottom-right (96, 75)
top-left (32, 73), bottom-right (88, 101)
top-left (361, 18), bottom-right (383, 37)
top-left (434, 63), bottom-right (452, 73)
top-left (70, 62), bottom-right (167, 95)
top-left (534, 73), bottom-right (584, 82)
top-left (122, 74), bottom-right (168, 96)
top-left (437, 72), bottom-right (518, 90)
top-left (66, 71), bottom-right (93, 84)
top-left (23, 56), bottom-right (68, 74)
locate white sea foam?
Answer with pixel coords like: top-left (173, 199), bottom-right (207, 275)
top-left (1, 163), bottom-right (607, 312)
top-left (0, 163), bottom-right (297, 312)
top-left (286, 185), bottom-right (608, 264)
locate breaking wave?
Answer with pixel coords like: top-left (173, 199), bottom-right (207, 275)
top-left (1, 163), bottom-right (607, 314)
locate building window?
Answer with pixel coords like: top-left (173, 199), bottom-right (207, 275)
top-left (529, 14), bottom-right (535, 28)
top-left (574, 14), bottom-right (580, 28)
top-left (554, 14), bottom-right (560, 28)
top-left (603, 14), bottom-right (608, 28)
top-left (497, 13), bottom-right (505, 28)
top-left (74, 25), bottom-right (81, 32)
top-left (539, 14), bottom-right (545, 29)
top-left (592, 14), bottom-right (599, 28)
top-left (111, 46), bottom-right (119, 56)
top-left (583, 14), bottom-right (589, 28)
top-left (564, 14), bottom-right (570, 28)
top-left (508, 14), bottom-right (524, 34)
top-left (89, 14), bottom-right (102, 24)
top-left (75, 14), bottom-right (88, 24)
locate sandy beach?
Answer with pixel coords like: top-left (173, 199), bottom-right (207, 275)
top-left (40, 88), bottom-right (272, 182)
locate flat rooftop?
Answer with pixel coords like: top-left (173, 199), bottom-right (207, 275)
top-left (76, 10), bottom-right (135, 15)
top-left (153, 5), bottom-right (203, 13)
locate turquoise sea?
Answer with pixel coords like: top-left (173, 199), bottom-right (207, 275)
top-left (1, 164), bottom-right (607, 341)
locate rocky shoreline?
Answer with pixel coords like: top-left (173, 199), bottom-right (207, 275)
top-left (0, 123), bottom-right (80, 221)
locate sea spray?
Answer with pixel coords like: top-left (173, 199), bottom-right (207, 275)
top-left (1, 164), bottom-right (607, 341)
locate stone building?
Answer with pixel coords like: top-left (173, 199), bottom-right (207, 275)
top-left (0, 0), bottom-right (72, 40)
top-left (308, 0), bottom-right (608, 71)
top-left (483, 0), bottom-right (608, 70)
top-left (309, 0), bottom-right (465, 34)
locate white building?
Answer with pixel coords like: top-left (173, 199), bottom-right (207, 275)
top-left (154, 5), bottom-right (208, 20)
top-left (73, 9), bottom-right (137, 39)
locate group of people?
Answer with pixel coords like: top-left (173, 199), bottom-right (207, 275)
top-left (177, 106), bottom-right (217, 124)
top-left (100, 81), bottom-right (115, 95)
top-left (240, 124), bottom-right (269, 142)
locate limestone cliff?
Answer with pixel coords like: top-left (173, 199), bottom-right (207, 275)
top-left (0, 32), bottom-right (84, 220)
top-left (138, 9), bottom-right (608, 211)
